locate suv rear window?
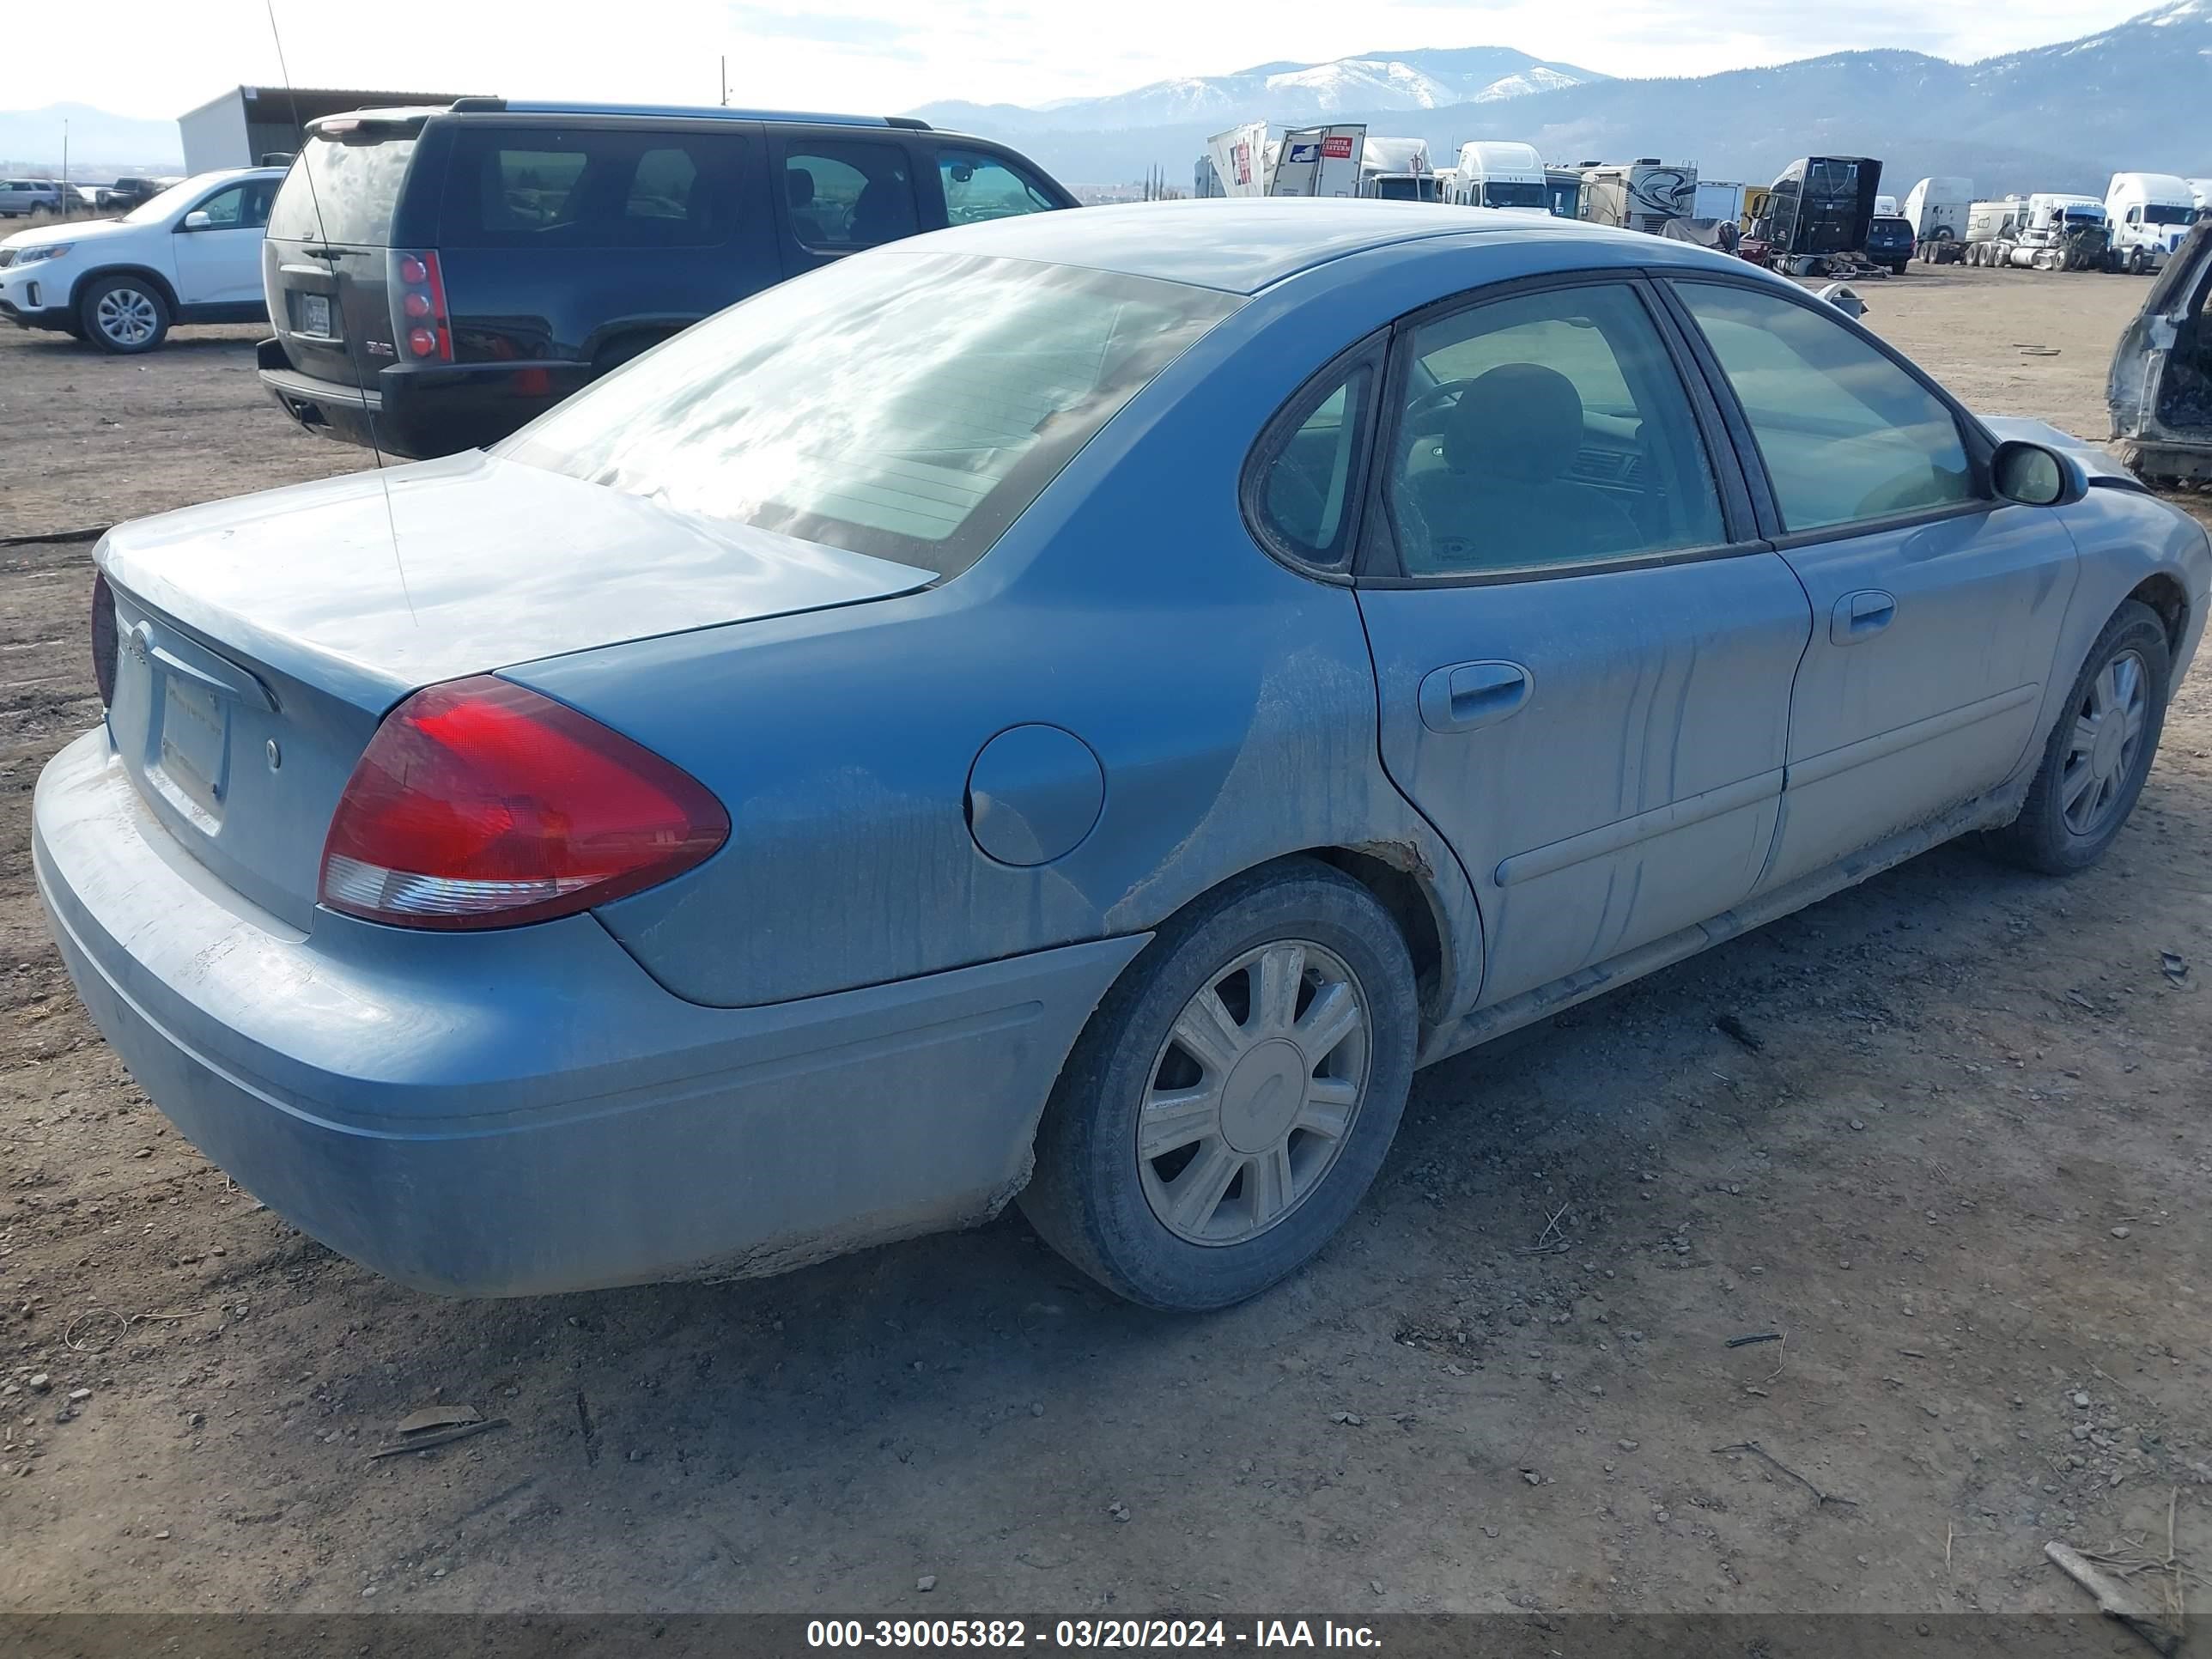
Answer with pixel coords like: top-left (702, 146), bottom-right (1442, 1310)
top-left (269, 134), bottom-right (418, 246)
top-left (438, 127), bottom-right (745, 249)
top-left (498, 252), bottom-right (1241, 578)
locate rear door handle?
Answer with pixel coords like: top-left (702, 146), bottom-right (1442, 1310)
top-left (1418, 660), bottom-right (1531, 733)
top-left (1832, 589), bottom-right (1897, 645)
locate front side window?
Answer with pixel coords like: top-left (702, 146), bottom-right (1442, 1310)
top-left (1674, 282), bottom-right (1975, 532)
top-left (1255, 366), bottom-right (1373, 567)
top-left (783, 142), bottom-right (919, 251)
top-left (938, 149), bottom-right (1057, 225)
top-left (1386, 283), bottom-right (1726, 575)
top-left (191, 179), bottom-right (275, 229)
top-left (499, 252), bottom-right (1241, 578)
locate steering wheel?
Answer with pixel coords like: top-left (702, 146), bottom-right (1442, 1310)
top-left (1403, 377), bottom-right (1486, 435)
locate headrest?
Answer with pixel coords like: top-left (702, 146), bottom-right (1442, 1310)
top-left (1444, 362), bottom-right (1585, 482)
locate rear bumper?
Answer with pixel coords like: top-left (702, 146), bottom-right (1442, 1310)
top-left (34, 728), bottom-right (1142, 1296)
top-left (258, 341), bottom-right (585, 459)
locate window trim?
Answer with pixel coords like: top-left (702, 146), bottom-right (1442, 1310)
top-left (1237, 330), bottom-right (1389, 584)
top-left (1654, 270), bottom-right (2003, 548)
top-left (1352, 270), bottom-right (1768, 590)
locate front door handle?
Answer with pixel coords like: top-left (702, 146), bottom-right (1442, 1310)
top-left (1418, 660), bottom-right (1532, 733)
top-left (1832, 589), bottom-right (1897, 645)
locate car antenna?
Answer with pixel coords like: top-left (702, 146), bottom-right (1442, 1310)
top-left (261, 0), bottom-right (416, 623)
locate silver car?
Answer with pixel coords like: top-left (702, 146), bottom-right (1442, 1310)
top-left (34, 202), bottom-right (2210, 1310)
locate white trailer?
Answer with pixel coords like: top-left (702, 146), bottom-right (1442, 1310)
top-left (1901, 176), bottom-right (1973, 247)
top-left (2105, 172), bottom-right (2197, 273)
top-left (1692, 179), bottom-right (1746, 223)
top-left (2189, 178), bottom-right (2212, 216)
top-left (1203, 123), bottom-right (1365, 198)
top-left (1447, 141), bottom-right (1547, 211)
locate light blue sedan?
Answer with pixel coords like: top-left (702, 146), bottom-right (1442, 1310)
top-left (34, 202), bottom-right (2209, 1310)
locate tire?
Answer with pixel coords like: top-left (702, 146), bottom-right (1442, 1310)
top-left (2127, 247), bottom-right (2148, 276)
top-left (79, 273), bottom-right (169, 354)
top-left (1891, 258), bottom-right (1909, 276)
top-left (1986, 601), bottom-right (2170, 875)
top-left (1018, 859), bottom-right (1418, 1311)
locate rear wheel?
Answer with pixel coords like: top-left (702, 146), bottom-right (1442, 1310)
top-left (80, 274), bottom-right (168, 354)
top-left (1019, 860), bottom-right (1418, 1311)
top-left (1986, 601), bottom-right (2170, 874)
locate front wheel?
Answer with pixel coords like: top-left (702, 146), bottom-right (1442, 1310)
top-left (80, 274), bottom-right (169, 354)
top-left (1018, 860), bottom-right (1418, 1311)
top-left (1986, 601), bottom-right (2170, 874)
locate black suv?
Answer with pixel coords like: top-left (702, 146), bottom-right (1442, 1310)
top-left (258, 100), bottom-right (1079, 459)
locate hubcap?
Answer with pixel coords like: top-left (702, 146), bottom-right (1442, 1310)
top-left (2060, 648), bottom-right (2148, 837)
top-left (1136, 939), bottom-right (1370, 1248)
top-left (96, 289), bottom-right (156, 345)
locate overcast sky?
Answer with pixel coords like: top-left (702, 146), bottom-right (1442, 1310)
top-left (26, 0), bottom-right (2160, 119)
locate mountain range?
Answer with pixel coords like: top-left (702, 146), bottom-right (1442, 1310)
top-left (917, 1), bottom-right (2212, 195)
top-left (4, 3), bottom-right (2209, 191)
top-left (913, 48), bottom-right (1607, 137)
top-left (0, 103), bottom-right (183, 171)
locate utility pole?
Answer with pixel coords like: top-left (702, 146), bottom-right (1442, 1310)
top-left (720, 56), bottom-right (728, 107)
top-left (60, 118), bottom-right (70, 221)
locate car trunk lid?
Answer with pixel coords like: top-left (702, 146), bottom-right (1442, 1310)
top-left (95, 453), bottom-right (934, 929)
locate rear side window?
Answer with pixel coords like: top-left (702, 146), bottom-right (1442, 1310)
top-left (1253, 366), bottom-right (1374, 569)
top-left (782, 140), bottom-right (919, 251)
top-left (438, 128), bottom-right (745, 249)
top-left (270, 136), bottom-right (418, 245)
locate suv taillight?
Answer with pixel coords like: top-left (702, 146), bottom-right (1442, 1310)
top-left (386, 248), bottom-right (452, 362)
top-left (91, 572), bottom-right (117, 708)
top-left (319, 677), bottom-right (728, 930)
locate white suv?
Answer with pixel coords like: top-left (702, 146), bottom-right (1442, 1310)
top-left (0, 167), bottom-right (284, 354)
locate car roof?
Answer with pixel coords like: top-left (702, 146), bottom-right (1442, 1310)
top-left (908, 198), bottom-right (1692, 294)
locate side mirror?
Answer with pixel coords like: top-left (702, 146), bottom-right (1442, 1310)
top-left (1992, 439), bottom-right (2077, 507)
top-left (179, 210), bottom-right (212, 231)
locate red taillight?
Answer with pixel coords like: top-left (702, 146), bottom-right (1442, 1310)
top-left (386, 248), bottom-right (451, 363)
top-left (319, 677), bottom-right (728, 930)
top-left (90, 571), bottom-right (117, 708)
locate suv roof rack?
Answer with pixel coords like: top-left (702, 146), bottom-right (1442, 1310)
top-left (446, 97), bottom-right (930, 131)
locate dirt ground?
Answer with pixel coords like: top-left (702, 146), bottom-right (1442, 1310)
top-left (2, 265), bottom-right (2208, 1620)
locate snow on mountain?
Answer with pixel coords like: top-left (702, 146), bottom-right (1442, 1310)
top-left (908, 47), bottom-right (1605, 136)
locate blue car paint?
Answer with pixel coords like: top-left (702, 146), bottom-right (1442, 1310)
top-left (35, 201), bottom-right (2212, 1296)
top-left (35, 727), bottom-right (1147, 1295)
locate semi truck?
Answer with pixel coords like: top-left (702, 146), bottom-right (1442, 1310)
top-left (1446, 142), bottom-right (1548, 211)
top-left (1901, 175), bottom-right (1973, 248)
top-left (1358, 136), bottom-right (1437, 201)
top-left (2105, 172), bottom-right (2197, 274)
top-left (1964, 194), bottom-right (2110, 270)
top-left (1746, 155), bottom-right (1882, 276)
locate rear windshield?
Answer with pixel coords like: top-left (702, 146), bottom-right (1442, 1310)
top-left (268, 133), bottom-right (418, 246)
top-left (498, 252), bottom-right (1240, 578)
